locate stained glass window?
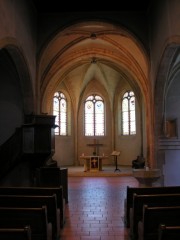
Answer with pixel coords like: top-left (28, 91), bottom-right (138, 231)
top-left (53, 91), bottom-right (67, 135)
top-left (85, 94), bottom-right (104, 136)
top-left (122, 91), bottom-right (136, 135)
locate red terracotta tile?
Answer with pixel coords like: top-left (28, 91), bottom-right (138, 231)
top-left (60, 176), bottom-right (138, 240)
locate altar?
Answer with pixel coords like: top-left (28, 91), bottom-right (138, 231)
top-left (80, 155), bottom-right (108, 172)
top-left (80, 139), bottom-right (108, 172)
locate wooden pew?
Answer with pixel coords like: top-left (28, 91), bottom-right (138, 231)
top-left (125, 185), bottom-right (180, 227)
top-left (131, 193), bottom-right (180, 240)
top-left (0, 226), bottom-right (31, 240)
top-left (138, 205), bottom-right (180, 240)
top-left (0, 186), bottom-right (65, 228)
top-left (60, 168), bottom-right (68, 203)
top-left (0, 194), bottom-right (59, 240)
top-left (36, 166), bottom-right (68, 203)
top-left (0, 206), bottom-right (52, 240)
top-left (158, 224), bottom-right (180, 240)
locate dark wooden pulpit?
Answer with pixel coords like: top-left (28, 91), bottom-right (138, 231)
top-left (22, 114), bottom-right (56, 167)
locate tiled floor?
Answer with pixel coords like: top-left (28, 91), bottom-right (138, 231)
top-left (66, 165), bottom-right (133, 177)
top-left (60, 176), bottom-right (139, 240)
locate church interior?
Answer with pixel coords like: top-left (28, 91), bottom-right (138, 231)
top-left (0, 0), bottom-right (180, 239)
top-left (0, 0), bottom-right (179, 185)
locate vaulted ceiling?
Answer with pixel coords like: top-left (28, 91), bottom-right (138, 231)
top-left (34, 2), bottom-right (153, 165)
top-left (39, 21), bottom-right (150, 113)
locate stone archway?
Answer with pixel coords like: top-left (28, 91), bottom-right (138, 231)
top-left (37, 21), bottom-right (152, 166)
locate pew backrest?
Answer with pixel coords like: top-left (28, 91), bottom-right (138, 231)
top-left (36, 167), bottom-right (68, 203)
top-left (125, 185), bottom-right (180, 227)
top-left (138, 205), bottom-right (180, 240)
top-left (0, 186), bottom-right (65, 228)
top-left (0, 206), bottom-right (52, 240)
top-left (158, 224), bottom-right (180, 240)
top-left (60, 168), bottom-right (68, 203)
top-left (0, 226), bottom-right (31, 240)
top-left (0, 194), bottom-right (58, 240)
top-left (131, 193), bottom-right (180, 239)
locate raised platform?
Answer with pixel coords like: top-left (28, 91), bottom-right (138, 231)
top-left (61, 165), bottom-right (133, 177)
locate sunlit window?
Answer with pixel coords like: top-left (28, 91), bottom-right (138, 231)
top-left (53, 91), bottom-right (67, 135)
top-left (85, 94), bottom-right (104, 136)
top-left (122, 91), bottom-right (136, 135)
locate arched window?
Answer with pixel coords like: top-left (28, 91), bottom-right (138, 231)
top-left (122, 91), bottom-right (136, 135)
top-left (84, 94), bottom-right (104, 136)
top-left (53, 91), bottom-right (67, 135)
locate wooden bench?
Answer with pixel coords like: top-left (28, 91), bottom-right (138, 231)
top-left (125, 185), bottom-right (180, 227)
top-left (60, 168), bottom-right (68, 203)
top-left (158, 224), bottom-right (180, 240)
top-left (0, 194), bottom-right (59, 240)
top-left (0, 206), bottom-right (52, 240)
top-left (130, 193), bottom-right (180, 239)
top-left (0, 186), bottom-right (65, 228)
top-left (138, 205), bottom-right (180, 240)
top-left (36, 166), bottom-right (68, 203)
top-left (0, 226), bottom-right (31, 240)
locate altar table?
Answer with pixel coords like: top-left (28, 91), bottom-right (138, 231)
top-left (80, 155), bottom-right (108, 172)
